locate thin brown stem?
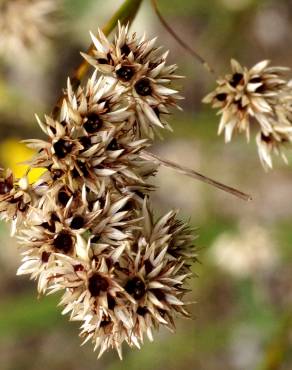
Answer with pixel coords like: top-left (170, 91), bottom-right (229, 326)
top-left (141, 150), bottom-right (252, 201)
top-left (151, 0), bottom-right (214, 74)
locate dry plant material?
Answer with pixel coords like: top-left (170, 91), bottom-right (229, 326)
top-left (204, 59), bottom-right (292, 169)
top-left (1, 24), bottom-right (198, 359)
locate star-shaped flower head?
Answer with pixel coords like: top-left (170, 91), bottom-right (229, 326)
top-left (203, 59), bottom-right (292, 169)
top-left (82, 23), bottom-right (183, 139)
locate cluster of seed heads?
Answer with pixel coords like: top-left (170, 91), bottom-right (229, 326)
top-left (0, 24), bottom-right (196, 359)
top-left (203, 59), bottom-right (292, 169)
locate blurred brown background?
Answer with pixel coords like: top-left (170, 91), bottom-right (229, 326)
top-left (1, 0), bottom-right (292, 369)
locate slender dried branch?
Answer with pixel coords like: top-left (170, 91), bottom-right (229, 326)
top-left (150, 0), bottom-right (214, 74)
top-left (141, 150), bottom-right (252, 201)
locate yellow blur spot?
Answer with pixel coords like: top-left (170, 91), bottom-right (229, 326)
top-left (0, 139), bottom-right (45, 183)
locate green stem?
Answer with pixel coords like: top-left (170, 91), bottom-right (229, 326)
top-left (53, 0), bottom-right (143, 116)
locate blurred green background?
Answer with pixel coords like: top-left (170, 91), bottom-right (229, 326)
top-left (1, 0), bottom-right (292, 369)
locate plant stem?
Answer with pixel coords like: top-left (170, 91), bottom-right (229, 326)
top-left (52, 0), bottom-right (143, 117)
top-left (141, 150), bottom-right (252, 201)
top-left (151, 0), bottom-right (214, 74)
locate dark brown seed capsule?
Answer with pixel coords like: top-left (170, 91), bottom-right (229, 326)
top-left (53, 139), bottom-right (73, 159)
top-left (70, 215), bottom-right (85, 230)
top-left (41, 251), bottom-right (51, 263)
top-left (84, 113), bottom-right (103, 133)
top-left (137, 306), bottom-right (148, 316)
top-left (230, 73), bottom-right (243, 88)
top-left (97, 58), bottom-right (108, 64)
top-left (216, 93), bottom-right (227, 102)
top-left (107, 138), bottom-right (119, 150)
top-left (121, 44), bottom-right (131, 56)
top-left (52, 169), bottom-right (63, 180)
top-left (107, 294), bottom-right (116, 310)
top-left (88, 273), bottom-right (109, 297)
top-left (79, 136), bottom-right (92, 151)
top-left (0, 181), bottom-right (12, 195)
top-left (116, 66), bottom-right (135, 82)
top-left (125, 276), bottom-right (146, 300)
top-left (41, 221), bottom-right (55, 233)
top-left (58, 189), bottom-right (70, 206)
top-left (53, 231), bottom-right (74, 254)
top-left (134, 78), bottom-right (152, 96)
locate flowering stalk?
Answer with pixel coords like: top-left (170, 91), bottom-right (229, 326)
top-left (0, 0), bottom-right (252, 360)
top-left (5, 21), bottom-right (201, 359)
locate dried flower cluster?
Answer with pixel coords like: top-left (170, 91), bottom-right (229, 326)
top-left (0, 0), bottom-right (58, 58)
top-left (0, 24), bottom-right (196, 359)
top-left (203, 59), bottom-right (292, 169)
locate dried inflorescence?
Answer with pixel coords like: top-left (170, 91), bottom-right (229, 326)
top-left (82, 23), bottom-right (183, 138)
top-left (203, 59), bottom-right (292, 169)
top-left (0, 0), bottom-right (58, 58)
top-left (0, 24), bottom-right (197, 359)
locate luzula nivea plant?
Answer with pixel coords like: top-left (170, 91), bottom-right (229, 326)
top-left (1, 21), bottom-right (200, 359)
top-left (4, 0), bottom-right (289, 361)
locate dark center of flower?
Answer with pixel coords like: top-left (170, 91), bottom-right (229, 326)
top-left (0, 180), bottom-right (12, 195)
top-left (121, 43), bottom-right (131, 56)
top-left (144, 260), bottom-right (153, 275)
top-left (88, 273), bottom-right (109, 297)
top-left (216, 93), bottom-right (227, 102)
top-left (125, 276), bottom-right (146, 300)
top-left (53, 231), bottom-right (74, 254)
top-left (70, 215), bottom-right (85, 230)
top-left (134, 78), bottom-right (153, 96)
top-left (107, 294), bottom-right (116, 310)
top-left (41, 251), bottom-right (51, 263)
top-left (261, 133), bottom-right (272, 143)
top-left (91, 235), bottom-right (100, 243)
top-left (79, 136), bottom-right (92, 151)
top-left (137, 306), bottom-right (148, 316)
top-left (255, 84), bottom-right (266, 93)
top-left (230, 73), bottom-right (243, 88)
top-left (116, 66), bottom-right (135, 82)
top-left (100, 319), bottom-right (111, 327)
top-left (52, 169), bottom-right (63, 181)
top-left (97, 58), bottom-right (108, 64)
top-left (250, 77), bottom-right (262, 83)
top-left (107, 138), bottom-right (119, 150)
top-left (41, 221), bottom-right (56, 233)
top-left (58, 189), bottom-right (71, 206)
top-left (77, 161), bottom-right (89, 176)
top-left (74, 264), bottom-right (84, 272)
top-left (153, 289), bottom-right (165, 301)
top-left (84, 113), bottom-right (103, 134)
top-left (53, 139), bottom-right (73, 159)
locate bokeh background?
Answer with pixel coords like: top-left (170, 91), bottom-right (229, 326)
top-left (1, 0), bottom-right (292, 369)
